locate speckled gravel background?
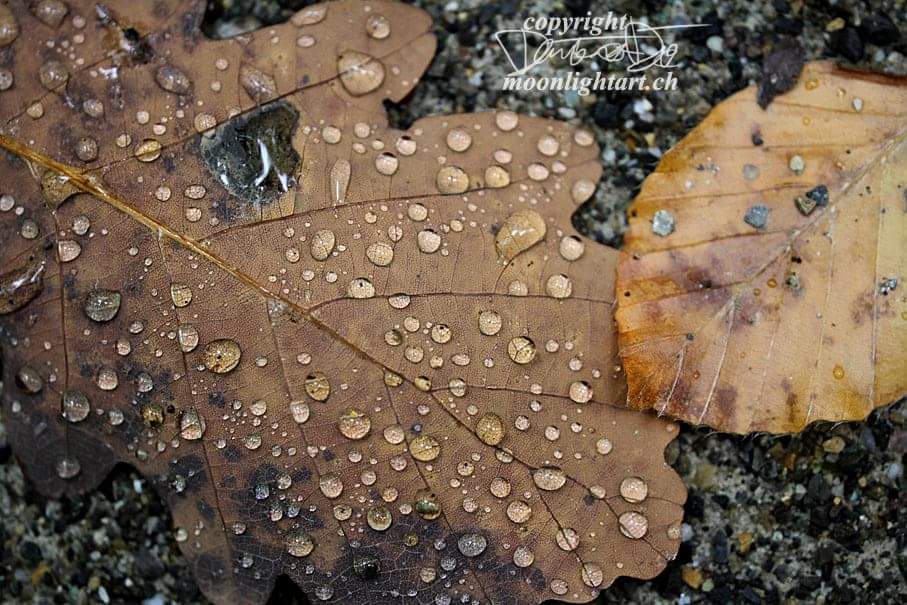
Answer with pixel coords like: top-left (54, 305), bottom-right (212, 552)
top-left (2, 1), bottom-right (906, 604)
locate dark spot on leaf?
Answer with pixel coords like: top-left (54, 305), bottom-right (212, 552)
top-left (223, 444), bottom-right (241, 462)
top-left (197, 498), bottom-right (215, 521)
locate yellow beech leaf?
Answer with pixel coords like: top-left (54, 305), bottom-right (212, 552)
top-left (617, 62), bottom-right (907, 434)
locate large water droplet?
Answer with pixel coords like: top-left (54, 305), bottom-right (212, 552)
top-left (177, 324), bottom-right (199, 352)
top-left (203, 339), bottom-right (242, 374)
top-left (304, 372), bottom-right (331, 401)
top-left (619, 476), bottom-right (648, 503)
top-left (200, 101), bottom-right (300, 207)
top-left (337, 51), bottom-right (385, 96)
top-left (568, 380), bottom-right (592, 403)
top-left (475, 413), bottom-right (504, 446)
top-left (310, 229), bottom-right (335, 261)
top-left (348, 277), bottom-right (375, 298)
top-left (286, 532), bottom-right (315, 557)
top-left (365, 14), bottom-right (390, 39)
top-left (417, 229), bottom-right (442, 254)
top-left (546, 274), bottom-right (572, 299)
top-left (179, 407), bottom-right (206, 440)
top-left (319, 474), bottom-right (344, 498)
top-left (15, 366), bottom-right (43, 394)
top-left (457, 533), bottom-right (487, 557)
top-left (559, 235), bottom-right (585, 261)
top-left (410, 435), bottom-right (440, 461)
top-left (537, 134), bottom-right (559, 156)
top-left (330, 159), bottom-right (350, 205)
top-left (507, 337), bottom-right (536, 365)
top-left (555, 528), bottom-right (580, 551)
top-left (367, 505), bottom-right (393, 531)
top-left (154, 64), bottom-right (192, 95)
top-left (38, 60), bottom-right (68, 90)
top-left (581, 563), bottom-right (604, 588)
top-left (495, 210), bottom-right (546, 260)
top-left (62, 389), bottom-right (90, 423)
top-left (495, 111), bottom-right (519, 131)
top-left (366, 242), bottom-right (394, 267)
top-left (338, 408), bottom-right (371, 440)
top-left (445, 128), bottom-right (472, 152)
top-left (513, 546), bottom-right (534, 567)
top-left (239, 66), bottom-right (277, 103)
top-left (56, 456), bottom-right (81, 479)
top-left (414, 489), bottom-right (441, 520)
top-left (618, 511), bottom-right (648, 539)
top-left (0, 5), bottom-right (19, 47)
top-left (477, 310), bottom-right (502, 336)
top-left (57, 240), bottom-right (81, 263)
top-left (374, 153), bottom-right (398, 176)
top-left (532, 467), bottom-right (566, 491)
top-left (290, 400), bottom-right (310, 423)
top-left (506, 500), bottom-right (532, 523)
top-left (436, 166), bottom-right (469, 194)
top-left (170, 283), bottom-right (193, 307)
top-left (0, 260), bottom-right (45, 315)
top-left (484, 165), bottom-right (511, 188)
top-left (75, 137), bottom-right (98, 162)
top-left (84, 289), bottom-right (121, 322)
top-left (490, 477), bottom-right (511, 498)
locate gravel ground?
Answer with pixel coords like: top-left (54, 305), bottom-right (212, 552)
top-left (2, 1), bottom-right (906, 604)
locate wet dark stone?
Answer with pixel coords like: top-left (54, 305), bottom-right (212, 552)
top-left (200, 101), bottom-right (300, 208)
top-left (686, 493), bottom-right (705, 520)
top-left (19, 540), bottom-right (42, 563)
top-left (757, 38), bottom-right (805, 109)
top-left (858, 14), bottom-right (901, 47)
top-left (593, 99), bottom-right (621, 128)
top-left (806, 474), bottom-right (831, 503)
top-left (815, 542), bottom-right (835, 566)
top-left (806, 184), bottom-right (829, 207)
top-left (563, 0), bottom-right (591, 16)
top-left (682, 13), bottom-right (722, 43)
top-left (201, 0), bottom-right (310, 39)
top-left (831, 27), bottom-right (864, 62)
top-left (744, 204), bottom-right (770, 229)
top-left (135, 547), bottom-right (166, 579)
top-left (775, 17), bottom-right (803, 35)
top-left (711, 530), bottom-right (730, 564)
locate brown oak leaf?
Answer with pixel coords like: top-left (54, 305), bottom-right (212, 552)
top-left (617, 61), bottom-right (907, 434)
top-left (0, 1), bottom-right (685, 604)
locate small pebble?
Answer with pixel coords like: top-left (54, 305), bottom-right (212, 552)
top-left (652, 209), bottom-right (676, 237)
top-left (744, 204), bottom-right (770, 229)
